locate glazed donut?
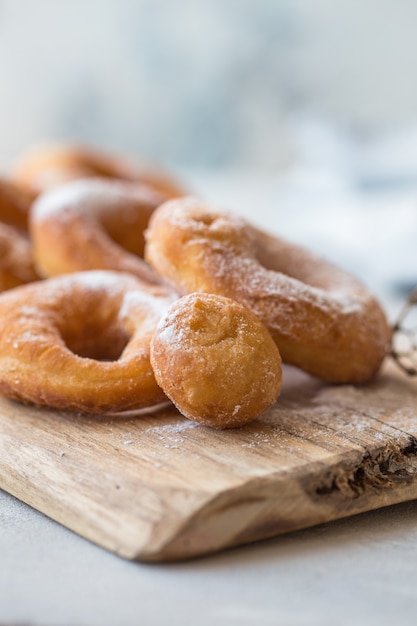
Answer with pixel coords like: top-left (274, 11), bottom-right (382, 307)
top-left (151, 292), bottom-right (282, 429)
top-left (13, 142), bottom-right (187, 199)
top-left (30, 178), bottom-right (168, 285)
top-left (145, 198), bottom-right (391, 384)
top-left (0, 222), bottom-right (39, 290)
top-left (0, 271), bottom-right (175, 414)
top-left (0, 176), bottom-right (36, 231)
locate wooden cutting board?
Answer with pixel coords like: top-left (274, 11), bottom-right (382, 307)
top-left (0, 360), bottom-right (416, 562)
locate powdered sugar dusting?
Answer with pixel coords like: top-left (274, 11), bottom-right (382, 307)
top-left (32, 177), bottom-right (161, 222)
top-left (147, 200), bottom-right (390, 383)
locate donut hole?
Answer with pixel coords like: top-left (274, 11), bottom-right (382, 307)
top-left (61, 321), bottom-right (130, 361)
top-left (100, 209), bottom-right (149, 258)
top-left (54, 287), bottom-right (132, 361)
top-left (83, 181), bottom-right (161, 258)
top-left (151, 292), bottom-right (282, 428)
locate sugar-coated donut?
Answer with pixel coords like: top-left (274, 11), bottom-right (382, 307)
top-left (145, 198), bottom-right (391, 384)
top-left (0, 179), bottom-right (39, 292)
top-left (0, 223), bottom-right (39, 291)
top-left (30, 178), bottom-right (168, 285)
top-left (13, 143), bottom-right (187, 199)
top-left (0, 271), bottom-right (175, 414)
top-left (0, 176), bottom-right (35, 231)
top-left (151, 293), bottom-right (282, 429)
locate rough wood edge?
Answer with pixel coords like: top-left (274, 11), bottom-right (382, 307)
top-left (146, 432), bottom-right (417, 561)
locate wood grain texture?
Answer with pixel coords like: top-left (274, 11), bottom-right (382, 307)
top-left (0, 361), bottom-right (417, 562)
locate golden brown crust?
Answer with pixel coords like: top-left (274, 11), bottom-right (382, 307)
top-left (151, 293), bottom-right (282, 428)
top-left (0, 176), bottom-right (35, 231)
top-left (0, 270), bottom-right (174, 413)
top-left (0, 223), bottom-right (39, 291)
top-left (12, 142), bottom-right (187, 199)
top-left (30, 178), bottom-right (168, 285)
top-left (145, 197), bottom-right (392, 384)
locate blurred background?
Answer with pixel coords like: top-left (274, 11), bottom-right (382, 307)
top-left (0, 0), bottom-right (416, 305)
top-left (2, 0), bottom-right (417, 171)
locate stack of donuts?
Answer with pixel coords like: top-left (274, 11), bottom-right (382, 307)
top-left (0, 143), bottom-right (392, 428)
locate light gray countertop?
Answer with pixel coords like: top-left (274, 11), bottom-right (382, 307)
top-left (2, 488), bottom-right (417, 626)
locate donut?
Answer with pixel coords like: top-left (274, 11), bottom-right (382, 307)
top-left (145, 198), bottom-right (391, 384)
top-left (29, 178), bottom-right (168, 285)
top-left (0, 176), bottom-right (36, 231)
top-left (151, 292), bottom-right (282, 429)
top-left (0, 222), bottom-right (39, 291)
top-left (0, 271), bottom-right (175, 414)
top-left (0, 179), bottom-right (39, 291)
top-left (13, 143), bottom-right (187, 199)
